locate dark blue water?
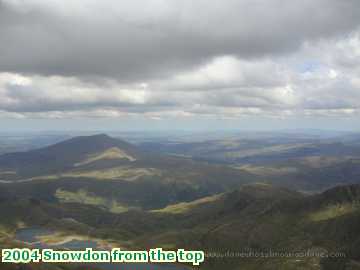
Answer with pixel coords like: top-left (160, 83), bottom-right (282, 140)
top-left (15, 227), bottom-right (188, 270)
top-left (60, 239), bottom-right (98, 250)
top-left (16, 227), bottom-right (53, 243)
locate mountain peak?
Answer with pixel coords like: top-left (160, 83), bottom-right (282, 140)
top-left (0, 134), bottom-right (139, 180)
top-left (88, 133), bottom-right (111, 139)
top-left (43, 133), bottom-right (137, 157)
top-left (52, 133), bottom-right (131, 149)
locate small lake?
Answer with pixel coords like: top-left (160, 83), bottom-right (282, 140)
top-left (15, 227), bottom-right (188, 270)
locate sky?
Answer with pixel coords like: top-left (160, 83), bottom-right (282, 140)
top-left (0, 0), bottom-right (360, 131)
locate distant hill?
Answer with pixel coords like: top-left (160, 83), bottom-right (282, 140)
top-left (2, 133), bottom-right (360, 269)
top-left (0, 134), bottom-right (140, 180)
top-left (139, 139), bottom-right (360, 164)
top-left (2, 134), bottom-right (360, 211)
top-left (139, 137), bottom-right (360, 192)
top-left (0, 134), bottom-right (258, 209)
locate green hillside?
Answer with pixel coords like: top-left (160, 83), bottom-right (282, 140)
top-left (2, 135), bottom-right (360, 269)
top-left (2, 184), bottom-right (360, 269)
top-left (0, 134), bottom-right (139, 180)
top-left (0, 135), bottom-right (259, 209)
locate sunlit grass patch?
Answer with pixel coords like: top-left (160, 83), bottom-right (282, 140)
top-left (308, 203), bottom-right (360, 222)
top-left (234, 164), bottom-right (298, 176)
top-left (28, 166), bottom-right (161, 181)
top-left (55, 189), bottom-right (129, 213)
top-left (151, 193), bottom-right (223, 214)
top-left (74, 147), bottom-right (136, 167)
top-left (64, 167), bottom-right (160, 181)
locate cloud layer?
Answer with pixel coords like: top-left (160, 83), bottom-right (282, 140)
top-left (0, 0), bottom-right (360, 121)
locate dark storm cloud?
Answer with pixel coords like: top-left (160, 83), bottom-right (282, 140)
top-left (0, 0), bottom-right (360, 80)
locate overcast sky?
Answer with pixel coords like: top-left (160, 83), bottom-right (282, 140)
top-left (0, 0), bottom-right (360, 131)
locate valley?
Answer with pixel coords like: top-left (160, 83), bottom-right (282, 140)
top-left (1, 133), bottom-right (360, 270)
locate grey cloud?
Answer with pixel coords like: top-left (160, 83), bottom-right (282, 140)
top-left (0, 0), bottom-right (360, 120)
top-left (0, 76), bottom-right (178, 113)
top-left (0, 0), bottom-right (360, 81)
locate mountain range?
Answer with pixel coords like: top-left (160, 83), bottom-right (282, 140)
top-left (1, 134), bottom-right (360, 270)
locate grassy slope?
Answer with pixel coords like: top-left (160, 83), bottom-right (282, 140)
top-left (140, 138), bottom-right (360, 192)
top-left (0, 135), bottom-right (259, 210)
top-left (0, 134), bottom-right (139, 180)
top-left (135, 184), bottom-right (360, 270)
top-left (0, 157), bottom-right (258, 210)
top-left (2, 184), bottom-right (360, 269)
